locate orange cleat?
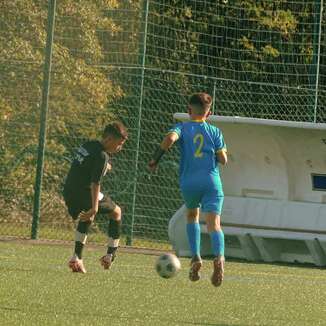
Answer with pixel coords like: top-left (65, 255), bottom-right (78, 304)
top-left (68, 256), bottom-right (87, 274)
top-left (211, 255), bottom-right (225, 287)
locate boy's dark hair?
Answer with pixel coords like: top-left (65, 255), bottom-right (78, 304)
top-left (103, 121), bottom-right (128, 140)
top-left (189, 93), bottom-right (212, 114)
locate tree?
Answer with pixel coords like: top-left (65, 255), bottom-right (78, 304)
top-left (0, 0), bottom-right (130, 222)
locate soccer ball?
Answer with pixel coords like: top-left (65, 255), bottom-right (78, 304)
top-left (155, 253), bottom-right (181, 279)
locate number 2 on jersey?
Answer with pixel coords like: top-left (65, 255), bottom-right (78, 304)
top-left (193, 133), bottom-right (204, 158)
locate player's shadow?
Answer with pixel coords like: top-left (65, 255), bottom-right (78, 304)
top-left (228, 257), bottom-right (326, 271)
top-left (205, 255), bottom-right (326, 271)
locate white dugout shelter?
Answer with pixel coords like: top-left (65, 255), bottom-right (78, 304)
top-left (169, 113), bottom-right (326, 266)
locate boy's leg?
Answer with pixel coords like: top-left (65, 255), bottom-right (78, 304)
top-left (69, 220), bottom-right (91, 273)
top-left (203, 195), bottom-right (225, 287)
top-left (64, 193), bottom-right (90, 274)
top-left (107, 205), bottom-right (122, 255)
top-left (186, 208), bottom-right (203, 281)
top-left (186, 208), bottom-right (201, 260)
top-left (182, 189), bottom-right (202, 281)
top-left (205, 213), bottom-right (225, 258)
top-left (74, 220), bottom-right (92, 259)
top-left (205, 212), bottom-right (225, 287)
top-left (98, 196), bottom-right (121, 270)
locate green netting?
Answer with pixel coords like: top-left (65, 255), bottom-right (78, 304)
top-left (0, 0), bottom-right (325, 248)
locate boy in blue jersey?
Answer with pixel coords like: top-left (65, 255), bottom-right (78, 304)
top-left (149, 93), bottom-right (227, 287)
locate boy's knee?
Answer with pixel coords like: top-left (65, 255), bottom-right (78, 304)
top-left (187, 208), bottom-right (199, 222)
top-left (205, 213), bottom-right (221, 232)
top-left (110, 205), bottom-right (122, 221)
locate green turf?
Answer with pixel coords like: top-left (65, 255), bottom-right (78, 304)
top-left (0, 241), bottom-right (325, 326)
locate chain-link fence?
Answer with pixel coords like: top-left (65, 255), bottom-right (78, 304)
top-left (0, 0), bottom-right (325, 248)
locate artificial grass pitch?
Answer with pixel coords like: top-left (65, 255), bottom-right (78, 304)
top-left (0, 241), bottom-right (325, 325)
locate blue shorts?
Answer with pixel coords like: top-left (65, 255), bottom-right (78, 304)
top-left (181, 189), bottom-right (224, 214)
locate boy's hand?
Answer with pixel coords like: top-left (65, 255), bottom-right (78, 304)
top-left (78, 208), bottom-right (97, 222)
top-left (105, 162), bottom-right (112, 174)
top-left (148, 160), bottom-right (158, 172)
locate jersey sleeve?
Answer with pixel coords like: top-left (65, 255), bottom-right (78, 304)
top-left (214, 129), bottom-right (227, 152)
top-left (167, 122), bottom-right (183, 138)
top-left (91, 152), bottom-right (108, 184)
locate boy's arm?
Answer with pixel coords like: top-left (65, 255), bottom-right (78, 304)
top-left (90, 182), bottom-right (100, 214)
top-left (79, 182), bottom-right (100, 221)
top-left (161, 131), bottom-right (179, 150)
top-left (214, 128), bottom-right (227, 165)
top-left (216, 149), bottom-right (228, 165)
top-left (148, 132), bottom-right (179, 170)
top-left (79, 153), bottom-right (107, 221)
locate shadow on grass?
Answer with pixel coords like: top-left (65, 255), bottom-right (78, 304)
top-left (203, 255), bottom-right (326, 271)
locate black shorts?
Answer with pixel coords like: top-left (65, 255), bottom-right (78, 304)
top-left (64, 191), bottom-right (116, 220)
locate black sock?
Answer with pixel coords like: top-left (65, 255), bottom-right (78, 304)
top-left (74, 221), bottom-right (91, 259)
top-left (107, 219), bottom-right (121, 256)
top-left (108, 219), bottom-right (121, 239)
top-left (74, 242), bottom-right (83, 259)
top-left (107, 246), bottom-right (118, 255)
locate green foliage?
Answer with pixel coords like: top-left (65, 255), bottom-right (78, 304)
top-left (0, 0), bottom-right (129, 220)
top-left (262, 44), bottom-right (280, 58)
top-left (147, 0), bottom-right (317, 85)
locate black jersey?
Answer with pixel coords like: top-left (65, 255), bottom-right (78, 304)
top-left (64, 140), bottom-right (109, 195)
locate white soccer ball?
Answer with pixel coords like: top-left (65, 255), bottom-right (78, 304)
top-left (155, 253), bottom-right (181, 279)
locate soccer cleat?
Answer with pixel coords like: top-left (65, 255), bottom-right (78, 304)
top-left (189, 256), bottom-right (202, 282)
top-left (99, 253), bottom-right (116, 270)
top-left (211, 255), bottom-right (225, 287)
top-left (68, 256), bottom-right (87, 274)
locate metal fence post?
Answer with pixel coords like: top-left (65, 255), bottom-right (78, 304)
top-left (312, 0), bottom-right (323, 123)
top-left (31, 0), bottom-right (57, 239)
top-left (127, 0), bottom-right (150, 246)
top-left (212, 80), bottom-right (217, 115)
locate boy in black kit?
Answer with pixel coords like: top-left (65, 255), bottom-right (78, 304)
top-left (63, 122), bottom-right (128, 273)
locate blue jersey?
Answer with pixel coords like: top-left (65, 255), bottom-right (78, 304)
top-left (169, 120), bottom-right (226, 195)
